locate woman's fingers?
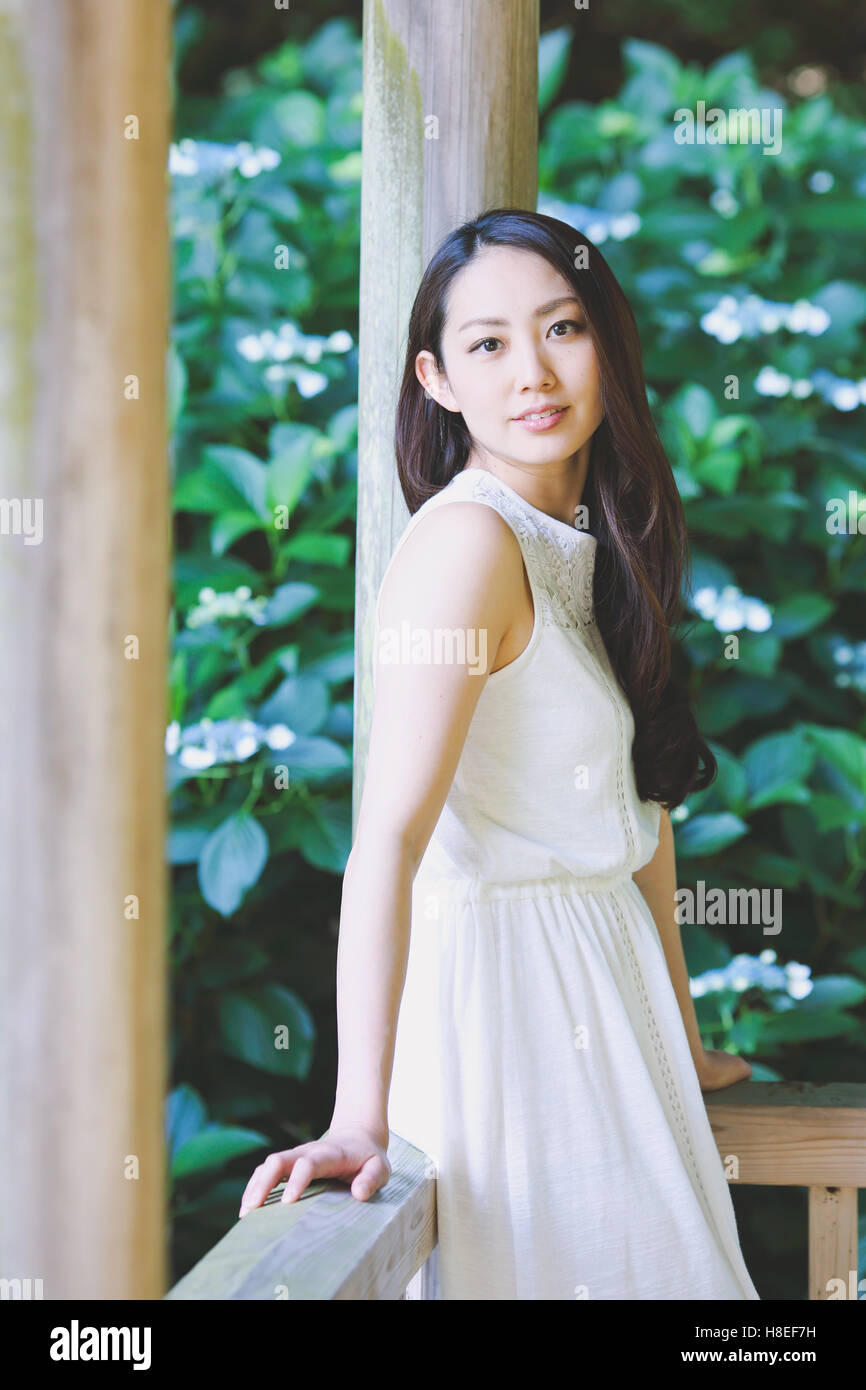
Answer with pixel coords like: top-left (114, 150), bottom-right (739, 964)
top-left (239, 1137), bottom-right (392, 1217)
top-left (350, 1152), bottom-right (391, 1202)
top-left (239, 1150), bottom-right (296, 1215)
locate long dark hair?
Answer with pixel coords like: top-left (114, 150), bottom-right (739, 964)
top-left (394, 207), bottom-right (716, 812)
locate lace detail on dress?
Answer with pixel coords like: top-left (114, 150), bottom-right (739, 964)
top-left (581, 621), bottom-right (639, 864)
top-left (467, 470), bottom-right (596, 631)
top-left (609, 893), bottom-right (714, 1218)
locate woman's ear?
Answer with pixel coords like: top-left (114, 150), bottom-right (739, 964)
top-left (415, 349), bottom-right (460, 413)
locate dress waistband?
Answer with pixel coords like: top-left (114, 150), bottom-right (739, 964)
top-left (412, 870), bottom-right (635, 904)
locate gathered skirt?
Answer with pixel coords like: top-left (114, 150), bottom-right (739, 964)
top-left (388, 871), bottom-right (760, 1300)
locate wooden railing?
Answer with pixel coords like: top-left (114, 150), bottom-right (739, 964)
top-left (166, 1082), bottom-right (866, 1300)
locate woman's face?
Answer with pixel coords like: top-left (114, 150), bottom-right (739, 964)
top-left (416, 245), bottom-right (604, 473)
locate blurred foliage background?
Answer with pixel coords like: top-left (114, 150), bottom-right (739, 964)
top-left (166, 1), bottom-right (866, 1298)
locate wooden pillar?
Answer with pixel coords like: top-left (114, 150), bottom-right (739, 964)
top-left (0, 0), bottom-right (171, 1298)
top-left (353, 0), bottom-right (539, 821)
top-left (808, 1186), bottom-right (859, 1300)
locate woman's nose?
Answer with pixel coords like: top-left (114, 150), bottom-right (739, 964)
top-left (514, 346), bottom-right (555, 392)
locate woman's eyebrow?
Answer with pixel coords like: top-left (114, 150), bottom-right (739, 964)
top-left (457, 296), bottom-right (582, 333)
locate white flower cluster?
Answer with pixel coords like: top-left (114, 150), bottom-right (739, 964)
top-left (832, 639), bottom-right (866, 693)
top-left (186, 586), bottom-right (269, 629)
top-left (169, 138), bottom-right (281, 179)
top-left (536, 195), bottom-right (641, 243)
top-left (236, 323), bottom-right (353, 399)
top-left (753, 365), bottom-right (814, 399)
top-left (580, 211), bottom-right (641, 244)
top-left (691, 949), bottom-right (813, 1000)
top-left (701, 293), bottom-right (830, 344)
top-left (756, 365), bottom-right (866, 411)
top-left (691, 584), bottom-right (773, 632)
top-left (165, 716), bottom-right (295, 770)
top-left (809, 369), bottom-right (866, 412)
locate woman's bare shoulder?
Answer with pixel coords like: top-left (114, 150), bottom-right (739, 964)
top-left (379, 498), bottom-right (524, 627)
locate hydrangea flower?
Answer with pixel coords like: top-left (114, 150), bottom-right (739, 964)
top-left (701, 293), bottom-right (830, 343)
top-left (166, 717), bottom-right (296, 769)
top-left (236, 321), bottom-right (353, 399)
top-left (690, 951), bottom-right (813, 1001)
top-left (168, 138), bottom-right (280, 179)
top-left (186, 586), bottom-right (269, 629)
top-left (832, 639), bottom-right (866, 694)
top-left (536, 195), bottom-right (642, 245)
top-left (691, 584), bottom-right (772, 632)
top-left (756, 365), bottom-right (865, 411)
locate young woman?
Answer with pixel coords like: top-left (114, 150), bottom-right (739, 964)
top-left (240, 208), bottom-right (760, 1301)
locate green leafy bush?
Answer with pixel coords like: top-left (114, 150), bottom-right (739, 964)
top-left (167, 19), bottom-right (361, 1278)
top-left (169, 18), bottom-right (865, 1295)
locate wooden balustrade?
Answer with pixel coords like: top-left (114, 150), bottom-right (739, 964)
top-left (166, 1081), bottom-right (866, 1300)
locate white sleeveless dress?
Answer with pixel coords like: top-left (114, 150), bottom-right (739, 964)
top-left (376, 465), bottom-right (759, 1301)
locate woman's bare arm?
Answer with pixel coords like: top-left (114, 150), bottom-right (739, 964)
top-left (632, 807), bottom-right (752, 1092)
top-left (331, 502), bottom-right (523, 1136)
top-left (239, 502), bottom-right (527, 1211)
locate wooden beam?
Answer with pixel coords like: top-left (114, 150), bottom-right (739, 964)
top-left (166, 1133), bottom-right (436, 1300)
top-left (808, 1186), bottom-right (859, 1300)
top-left (353, 0), bottom-right (539, 824)
top-left (705, 1081), bottom-right (866, 1187)
top-left (0, 0), bottom-right (171, 1297)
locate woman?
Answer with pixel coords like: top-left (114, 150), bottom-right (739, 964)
top-left (239, 208), bottom-right (760, 1301)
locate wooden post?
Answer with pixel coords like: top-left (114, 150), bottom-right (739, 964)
top-left (808, 1187), bottom-right (859, 1301)
top-left (0, 0), bottom-right (171, 1298)
top-left (353, 0), bottom-right (539, 822)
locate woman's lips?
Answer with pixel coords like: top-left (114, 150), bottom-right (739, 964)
top-left (512, 406), bottom-right (568, 432)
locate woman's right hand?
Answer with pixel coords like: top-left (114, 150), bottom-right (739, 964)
top-left (238, 1123), bottom-right (392, 1217)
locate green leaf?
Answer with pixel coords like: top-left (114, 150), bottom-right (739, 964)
top-left (682, 924), bottom-right (730, 975)
top-left (201, 445), bottom-right (269, 520)
top-left (174, 465), bottom-right (248, 515)
top-left (795, 975), bottom-right (866, 1013)
top-left (210, 510), bottom-right (266, 556)
top-left (281, 735), bottom-right (351, 781)
top-left (217, 984), bottom-right (315, 1079)
top-left (538, 27), bottom-right (572, 113)
top-left (804, 726), bottom-right (866, 790)
top-left (271, 90), bottom-right (326, 147)
top-left (810, 794), bottom-right (864, 831)
top-left (736, 632), bottom-right (782, 678)
top-left (168, 823), bottom-right (213, 865)
top-left (196, 938), bottom-right (270, 989)
top-left (297, 798), bottom-right (353, 873)
top-left (675, 813), bottom-right (749, 857)
top-left (283, 533), bottom-right (352, 566)
top-left (742, 729), bottom-right (814, 811)
top-left (795, 200), bottom-right (866, 232)
top-left (198, 813), bottom-right (270, 918)
top-left (737, 850), bottom-right (803, 891)
top-left (757, 1010), bottom-right (859, 1046)
top-left (267, 428), bottom-right (320, 516)
top-left (704, 743), bottom-right (748, 814)
top-left (697, 675), bottom-right (791, 735)
top-left (693, 449), bottom-right (743, 495)
top-left (171, 1125), bottom-right (269, 1180)
top-left (263, 582), bottom-right (319, 626)
top-left (259, 675), bottom-right (330, 735)
top-left (771, 594), bottom-right (834, 639)
top-left (671, 383), bottom-right (717, 441)
top-left (166, 1084), bottom-right (207, 1161)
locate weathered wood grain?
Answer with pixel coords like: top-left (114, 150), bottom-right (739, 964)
top-left (353, 0), bottom-right (540, 822)
top-left (0, 0), bottom-right (171, 1297)
top-left (166, 1132), bottom-right (436, 1300)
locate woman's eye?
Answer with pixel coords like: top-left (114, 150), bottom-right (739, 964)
top-left (469, 336), bottom-right (502, 354)
top-left (550, 319), bottom-right (583, 337)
